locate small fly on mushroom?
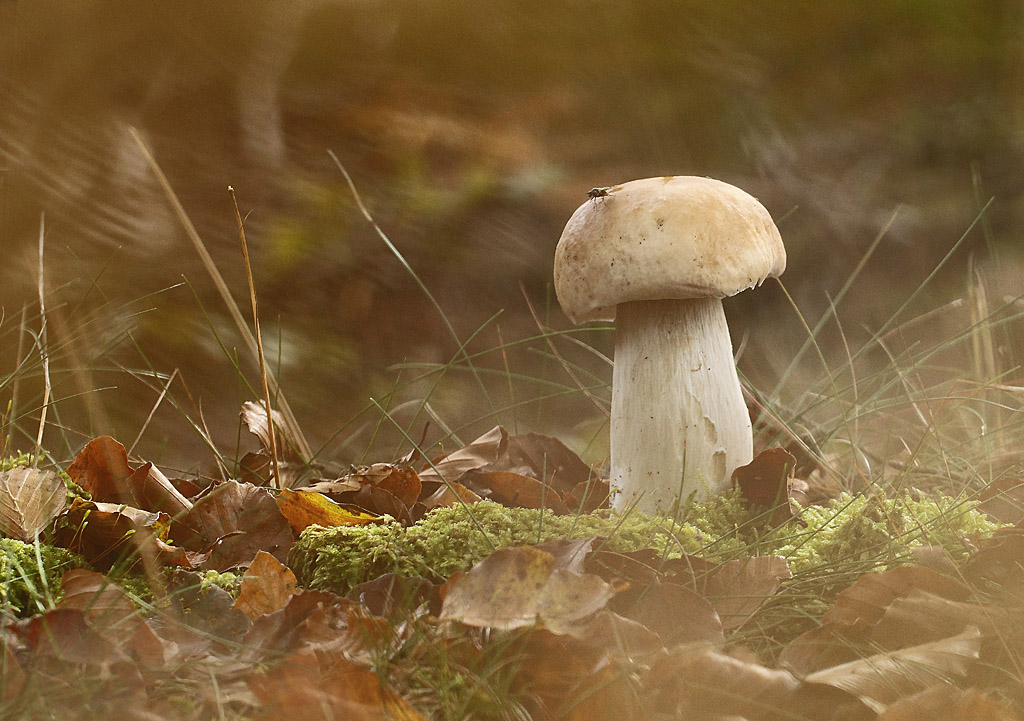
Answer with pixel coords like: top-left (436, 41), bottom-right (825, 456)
top-left (587, 187), bottom-right (610, 200)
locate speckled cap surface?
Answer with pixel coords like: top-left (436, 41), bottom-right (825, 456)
top-left (554, 176), bottom-right (786, 323)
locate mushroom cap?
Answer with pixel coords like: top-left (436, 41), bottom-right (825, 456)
top-left (554, 176), bottom-right (786, 324)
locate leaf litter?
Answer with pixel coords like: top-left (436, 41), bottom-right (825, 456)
top-left (0, 426), bottom-right (1021, 721)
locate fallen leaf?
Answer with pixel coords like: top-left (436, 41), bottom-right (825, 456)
top-left (242, 590), bottom-right (365, 659)
top-left (962, 530), bottom-right (1024, 600)
top-left (53, 498), bottom-right (196, 570)
top-left (564, 478), bottom-right (612, 513)
top-left (182, 480), bottom-right (293, 570)
top-left (778, 620), bottom-right (874, 676)
top-left (233, 550), bottom-right (298, 621)
top-left (57, 569), bottom-right (167, 667)
top-left (467, 470), bottom-right (569, 513)
top-left (276, 488), bottom-right (385, 534)
top-left (977, 476), bottom-right (1024, 524)
top-left (876, 684), bottom-right (1022, 721)
top-left (346, 574), bottom-right (441, 618)
top-left (335, 485), bottom-right (414, 525)
top-left (12, 608), bottom-right (131, 667)
top-left (440, 545), bottom-right (615, 634)
top-left (696, 554), bottom-right (792, 632)
top-left (344, 464), bottom-right (422, 507)
top-left (165, 571), bottom-right (252, 641)
top-left (621, 578), bottom-right (724, 647)
top-left (531, 537), bottom-right (600, 575)
top-left (823, 565), bottom-right (969, 626)
top-left (732, 447), bottom-right (799, 523)
top-left (67, 436), bottom-right (191, 517)
top-left (421, 481), bottom-right (483, 510)
top-left (804, 626), bottom-right (982, 713)
top-left (498, 432), bottom-right (597, 494)
top-left (586, 548), bottom-right (791, 633)
top-left (0, 637), bottom-right (24, 702)
top-left (417, 426), bottom-right (507, 484)
top-left (871, 589), bottom-right (1024, 651)
top-left (645, 644), bottom-right (803, 720)
top-left (248, 650), bottom-right (427, 721)
top-left (516, 629), bottom-right (645, 721)
top-left (0, 467), bottom-right (67, 541)
top-left (240, 401), bottom-right (308, 487)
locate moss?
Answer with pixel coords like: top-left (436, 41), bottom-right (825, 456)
top-left (200, 569), bottom-right (242, 598)
top-left (290, 488), bottom-right (1003, 616)
top-left (748, 491), bottom-right (1004, 657)
top-left (289, 498), bottom-right (751, 595)
top-left (0, 539), bottom-right (85, 616)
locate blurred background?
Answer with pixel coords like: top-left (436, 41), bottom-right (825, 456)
top-left (1, 1), bottom-right (1022, 476)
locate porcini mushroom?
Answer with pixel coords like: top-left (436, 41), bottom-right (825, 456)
top-left (554, 176), bottom-right (785, 513)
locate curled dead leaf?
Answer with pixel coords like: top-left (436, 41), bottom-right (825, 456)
top-left (67, 436), bottom-right (191, 517)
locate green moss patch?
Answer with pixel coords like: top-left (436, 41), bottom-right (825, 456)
top-left (289, 490), bottom-right (1001, 607)
top-left (0, 538), bottom-right (86, 616)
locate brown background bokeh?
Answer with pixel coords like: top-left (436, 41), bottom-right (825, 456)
top-left (2, 1), bottom-right (1022, 475)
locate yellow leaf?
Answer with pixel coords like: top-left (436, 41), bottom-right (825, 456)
top-left (276, 489), bottom-right (383, 534)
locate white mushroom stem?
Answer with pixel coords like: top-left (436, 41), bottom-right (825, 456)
top-left (610, 297), bottom-right (752, 513)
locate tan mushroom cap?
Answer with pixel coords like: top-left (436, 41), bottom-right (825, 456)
top-left (554, 176), bottom-right (786, 324)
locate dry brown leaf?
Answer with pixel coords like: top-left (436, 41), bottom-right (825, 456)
top-left (240, 401), bottom-right (308, 487)
top-left (276, 488), bottom-right (384, 534)
top-left (242, 590), bottom-right (365, 660)
top-left (778, 620), bottom-right (874, 676)
top-left (249, 650), bottom-right (427, 721)
top-left (468, 470), bottom-right (569, 513)
top-left (645, 644), bottom-right (802, 720)
top-left (12, 608), bottom-right (132, 667)
top-left (233, 550), bottom-right (298, 621)
top-left (440, 545), bottom-right (615, 633)
top-left (804, 626), bottom-right (982, 713)
top-left (564, 478), bottom-right (612, 512)
top-left (57, 569), bottom-right (167, 667)
top-left (182, 480), bottom-right (293, 570)
top-left (499, 432), bottom-right (597, 494)
top-left (343, 464), bottom-right (422, 507)
top-left (962, 530), bottom-right (1024, 600)
top-left (732, 447), bottom-right (799, 524)
top-left (977, 477), bottom-right (1024, 524)
top-left (516, 629), bottom-right (645, 721)
top-left (623, 578), bottom-right (725, 647)
top-left (417, 426), bottom-right (507, 484)
top-left (53, 498), bottom-right (198, 571)
top-left (0, 467), bottom-right (66, 540)
top-left (876, 684), bottom-right (1022, 721)
top-left (335, 485), bottom-right (414, 525)
top-left (346, 574), bottom-right (441, 618)
top-left (67, 436), bottom-right (191, 517)
top-left (872, 589), bottom-right (1024, 651)
top-left (823, 565), bottom-right (969, 626)
top-left (0, 637), bottom-right (25, 702)
top-left (695, 554), bottom-right (792, 632)
top-left (421, 481), bottom-right (483, 510)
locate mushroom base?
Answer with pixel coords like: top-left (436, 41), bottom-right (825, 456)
top-left (610, 297), bottom-right (752, 513)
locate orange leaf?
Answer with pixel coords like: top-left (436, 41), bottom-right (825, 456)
top-left (234, 550), bottom-right (298, 620)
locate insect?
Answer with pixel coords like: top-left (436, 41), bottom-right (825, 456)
top-left (587, 186), bottom-right (610, 200)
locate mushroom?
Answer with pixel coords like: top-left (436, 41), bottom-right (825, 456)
top-left (553, 176), bottom-right (785, 513)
